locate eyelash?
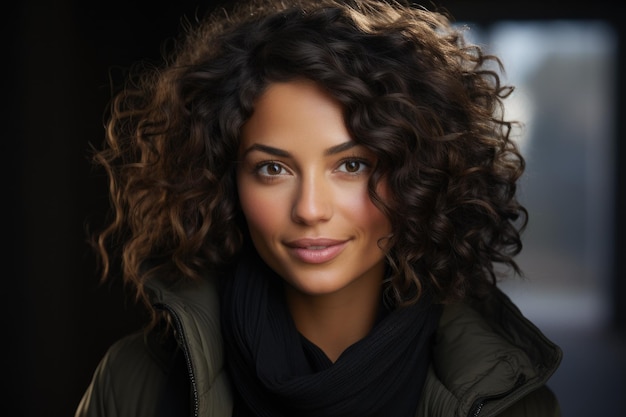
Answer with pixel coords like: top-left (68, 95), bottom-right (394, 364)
top-left (254, 161), bottom-right (288, 177)
top-left (336, 157), bottom-right (371, 175)
top-left (252, 156), bottom-right (371, 179)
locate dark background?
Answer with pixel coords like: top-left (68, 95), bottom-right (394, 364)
top-left (6, 1), bottom-right (625, 416)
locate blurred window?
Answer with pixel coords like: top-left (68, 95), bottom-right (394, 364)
top-left (464, 21), bottom-right (617, 328)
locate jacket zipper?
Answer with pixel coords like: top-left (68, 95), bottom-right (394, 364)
top-left (155, 303), bottom-right (200, 417)
top-left (467, 374), bottom-right (526, 417)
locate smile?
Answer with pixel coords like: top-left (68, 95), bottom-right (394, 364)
top-left (285, 238), bottom-right (349, 264)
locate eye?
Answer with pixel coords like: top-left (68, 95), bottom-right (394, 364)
top-left (256, 161), bottom-right (288, 176)
top-left (336, 158), bottom-right (369, 174)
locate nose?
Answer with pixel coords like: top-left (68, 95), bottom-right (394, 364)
top-left (291, 173), bottom-right (333, 225)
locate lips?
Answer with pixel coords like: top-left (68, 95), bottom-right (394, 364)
top-left (285, 238), bottom-right (349, 264)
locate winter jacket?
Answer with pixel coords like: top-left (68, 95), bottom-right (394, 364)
top-left (75, 273), bottom-right (562, 417)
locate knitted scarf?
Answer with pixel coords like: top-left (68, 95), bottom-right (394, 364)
top-left (220, 251), bottom-right (442, 417)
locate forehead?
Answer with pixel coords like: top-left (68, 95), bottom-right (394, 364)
top-left (240, 79), bottom-right (352, 150)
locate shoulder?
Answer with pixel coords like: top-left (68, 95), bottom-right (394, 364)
top-left (418, 289), bottom-right (563, 417)
top-left (419, 366), bottom-right (561, 417)
top-left (90, 331), bottom-right (168, 391)
top-left (75, 331), bottom-right (170, 417)
top-left (497, 385), bottom-right (561, 417)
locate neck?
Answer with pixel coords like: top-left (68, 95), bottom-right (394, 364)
top-left (284, 276), bottom-right (382, 363)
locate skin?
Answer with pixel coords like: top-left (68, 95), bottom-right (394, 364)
top-left (236, 79), bottom-right (392, 361)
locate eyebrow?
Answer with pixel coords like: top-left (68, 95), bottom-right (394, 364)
top-left (241, 141), bottom-right (358, 158)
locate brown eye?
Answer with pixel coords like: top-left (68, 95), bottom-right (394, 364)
top-left (344, 160), bottom-right (360, 172)
top-left (266, 163), bottom-right (282, 175)
top-left (338, 159), bottom-right (370, 174)
top-left (257, 161), bottom-right (287, 177)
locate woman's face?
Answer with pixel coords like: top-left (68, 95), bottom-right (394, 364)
top-left (236, 79), bottom-right (391, 298)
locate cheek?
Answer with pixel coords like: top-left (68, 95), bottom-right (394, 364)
top-left (237, 178), bottom-right (280, 236)
top-left (365, 203), bottom-right (392, 236)
top-left (341, 185), bottom-right (391, 235)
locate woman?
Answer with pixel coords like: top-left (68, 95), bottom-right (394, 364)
top-left (75, 0), bottom-right (563, 416)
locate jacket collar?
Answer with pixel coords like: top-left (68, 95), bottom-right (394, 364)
top-left (418, 289), bottom-right (562, 416)
top-left (147, 277), bottom-right (562, 417)
top-left (147, 274), bottom-right (230, 416)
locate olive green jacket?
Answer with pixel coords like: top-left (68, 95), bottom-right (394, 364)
top-left (75, 275), bottom-right (562, 417)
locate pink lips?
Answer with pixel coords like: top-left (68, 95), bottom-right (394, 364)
top-left (285, 238), bottom-right (349, 264)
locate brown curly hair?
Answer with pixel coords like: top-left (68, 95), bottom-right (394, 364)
top-left (92, 0), bottom-right (527, 314)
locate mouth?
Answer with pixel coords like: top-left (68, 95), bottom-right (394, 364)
top-left (285, 238), bottom-right (349, 264)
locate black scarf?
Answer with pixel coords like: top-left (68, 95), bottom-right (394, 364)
top-left (220, 252), bottom-right (442, 417)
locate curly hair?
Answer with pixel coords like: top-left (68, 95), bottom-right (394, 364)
top-left (92, 0), bottom-right (527, 313)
